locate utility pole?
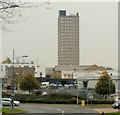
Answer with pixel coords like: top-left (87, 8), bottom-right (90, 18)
top-left (11, 49), bottom-right (15, 109)
top-left (77, 79), bottom-right (79, 104)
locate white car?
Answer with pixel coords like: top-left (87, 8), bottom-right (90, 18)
top-left (49, 83), bottom-right (57, 87)
top-left (58, 84), bottom-right (62, 87)
top-left (2, 98), bottom-right (20, 106)
top-left (112, 97), bottom-right (120, 109)
top-left (64, 84), bottom-right (69, 88)
top-left (69, 84), bottom-right (74, 87)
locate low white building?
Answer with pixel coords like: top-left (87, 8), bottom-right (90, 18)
top-left (62, 70), bottom-right (119, 91)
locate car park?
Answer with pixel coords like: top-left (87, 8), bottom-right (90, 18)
top-left (2, 98), bottom-right (20, 106)
top-left (112, 97), bottom-right (120, 109)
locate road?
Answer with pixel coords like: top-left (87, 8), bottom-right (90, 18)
top-left (14, 104), bottom-right (100, 115)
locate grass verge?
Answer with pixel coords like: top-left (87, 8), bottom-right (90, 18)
top-left (85, 104), bottom-right (111, 108)
top-left (2, 107), bottom-right (26, 113)
top-left (105, 112), bottom-right (120, 115)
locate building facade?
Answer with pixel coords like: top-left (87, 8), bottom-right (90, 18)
top-left (58, 10), bottom-right (79, 66)
top-left (77, 70), bottom-right (119, 92)
top-left (1, 64), bottom-right (35, 90)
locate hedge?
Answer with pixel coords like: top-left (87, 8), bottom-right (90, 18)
top-left (87, 99), bottom-right (114, 104)
top-left (2, 92), bottom-right (114, 104)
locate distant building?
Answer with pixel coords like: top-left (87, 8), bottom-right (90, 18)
top-left (1, 64), bottom-right (35, 90)
top-left (46, 64), bottom-right (109, 79)
top-left (1, 61), bottom-right (46, 91)
top-left (7, 66), bottom-right (35, 88)
top-left (45, 10), bottom-right (80, 79)
top-left (46, 67), bottom-right (55, 76)
top-left (76, 70), bottom-right (119, 91)
top-left (58, 10), bottom-right (79, 66)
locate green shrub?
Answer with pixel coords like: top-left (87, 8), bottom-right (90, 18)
top-left (2, 92), bottom-right (114, 104)
top-left (2, 93), bottom-right (82, 104)
top-left (87, 99), bottom-right (114, 104)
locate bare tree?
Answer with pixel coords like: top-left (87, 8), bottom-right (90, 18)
top-left (0, 0), bottom-right (51, 31)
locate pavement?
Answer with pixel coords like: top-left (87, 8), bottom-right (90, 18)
top-left (95, 108), bottom-right (120, 114)
top-left (82, 105), bottom-right (120, 114)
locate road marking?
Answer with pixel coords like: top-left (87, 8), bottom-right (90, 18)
top-left (48, 108), bottom-right (52, 110)
top-left (57, 109), bottom-right (64, 115)
top-left (75, 106), bottom-right (78, 108)
top-left (57, 109), bottom-right (61, 111)
top-left (62, 110), bottom-right (64, 115)
top-left (40, 107), bottom-right (52, 110)
top-left (94, 109), bottom-right (102, 114)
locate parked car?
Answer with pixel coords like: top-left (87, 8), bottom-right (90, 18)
top-left (49, 83), bottom-right (57, 87)
top-left (58, 84), bottom-right (62, 87)
top-left (68, 84), bottom-right (74, 88)
top-left (64, 84), bottom-right (69, 88)
top-left (112, 97), bottom-right (120, 109)
top-left (41, 82), bottom-right (49, 89)
top-left (2, 98), bottom-right (20, 106)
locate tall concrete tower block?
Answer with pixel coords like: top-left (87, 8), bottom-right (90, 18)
top-left (58, 10), bottom-right (79, 66)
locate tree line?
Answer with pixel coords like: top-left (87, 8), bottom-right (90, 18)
top-left (19, 71), bottom-right (115, 98)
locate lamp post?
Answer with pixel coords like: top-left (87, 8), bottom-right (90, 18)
top-left (11, 51), bottom-right (28, 109)
top-left (109, 73), bottom-right (112, 99)
top-left (16, 71), bottom-right (24, 93)
top-left (76, 79), bottom-right (82, 105)
top-left (77, 79), bottom-right (79, 104)
top-left (72, 69), bottom-right (76, 79)
top-left (72, 69), bottom-right (78, 104)
top-left (11, 49), bottom-right (15, 110)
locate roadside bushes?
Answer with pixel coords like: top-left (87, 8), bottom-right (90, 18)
top-left (32, 93), bottom-right (80, 104)
top-left (14, 94), bottom-right (38, 103)
top-left (2, 93), bottom-right (81, 104)
top-left (87, 99), bottom-right (114, 104)
top-left (2, 92), bottom-right (114, 104)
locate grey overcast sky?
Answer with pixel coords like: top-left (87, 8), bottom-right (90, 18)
top-left (2, 2), bottom-right (118, 69)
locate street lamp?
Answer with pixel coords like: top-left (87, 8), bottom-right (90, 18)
top-left (72, 69), bottom-right (79, 104)
top-left (11, 49), bottom-right (15, 110)
top-left (72, 69), bottom-right (76, 79)
top-left (109, 73), bottom-right (113, 98)
top-left (77, 79), bottom-right (79, 104)
top-left (11, 50), bottom-right (28, 109)
top-left (16, 71), bottom-right (24, 93)
top-left (76, 79), bottom-right (82, 105)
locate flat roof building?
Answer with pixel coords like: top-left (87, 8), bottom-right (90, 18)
top-left (58, 10), bottom-right (79, 66)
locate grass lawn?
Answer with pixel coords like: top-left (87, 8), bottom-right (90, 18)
top-left (105, 112), bottom-right (120, 115)
top-left (2, 108), bottom-right (26, 113)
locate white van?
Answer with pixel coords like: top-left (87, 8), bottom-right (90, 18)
top-left (41, 82), bottom-right (49, 88)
